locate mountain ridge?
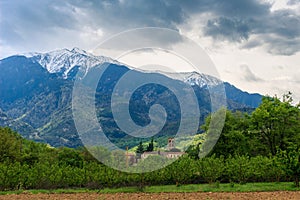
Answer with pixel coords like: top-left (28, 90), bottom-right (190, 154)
top-left (0, 48), bottom-right (262, 148)
top-left (21, 48), bottom-right (121, 79)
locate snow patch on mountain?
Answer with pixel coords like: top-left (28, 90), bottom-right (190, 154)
top-left (139, 69), bottom-right (223, 88)
top-left (23, 48), bottom-right (122, 79)
top-left (22, 47), bottom-right (222, 88)
top-left (181, 71), bottom-right (223, 87)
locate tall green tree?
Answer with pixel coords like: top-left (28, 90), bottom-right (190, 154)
top-left (251, 93), bottom-right (300, 156)
top-left (146, 138), bottom-right (154, 152)
top-left (136, 141), bottom-right (144, 159)
top-left (186, 143), bottom-right (200, 159)
top-left (0, 127), bottom-right (22, 162)
top-left (202, 110), bottom-right (251, 158)
top-left (277, 144), bottom-right (300, 187)
top-left (200, 107), bottom-right (227, 158)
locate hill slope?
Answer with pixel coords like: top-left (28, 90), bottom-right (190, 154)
top-left (0, 49), bottom-right (262, 147)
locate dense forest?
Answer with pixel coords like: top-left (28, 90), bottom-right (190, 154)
top-left (0, 93), bottom-right (299, 190)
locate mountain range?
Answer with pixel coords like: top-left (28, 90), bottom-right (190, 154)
top-left (0, 48), bottom-right (262, 148)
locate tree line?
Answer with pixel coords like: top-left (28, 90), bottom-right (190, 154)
top-left (0, 93), bottom-right (299, 190)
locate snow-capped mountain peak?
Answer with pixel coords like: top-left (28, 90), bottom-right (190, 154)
top-left (182, 71), bottom-right (222, 87)
top-left (143, 70), bottom-right (223, 88)
top-left (21, 48), bottom-right (222, 88)
top-left (23, 48), bottom-right (121, 79)
top-left (70, 47), bottom-right (88, 55)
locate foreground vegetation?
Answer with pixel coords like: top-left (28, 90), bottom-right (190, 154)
top-left (0, 93), bottom-right (299, 191)
top-left (0, 182), bottom-right (299, 195)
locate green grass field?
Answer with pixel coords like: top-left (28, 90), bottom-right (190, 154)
top-left (0, 182), bottom-right (299, 195)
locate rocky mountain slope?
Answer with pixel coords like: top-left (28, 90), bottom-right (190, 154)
top-left (0, 48), bottom-right (262, 148)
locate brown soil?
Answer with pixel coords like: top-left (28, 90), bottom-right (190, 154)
top-left (0, 191), bottom-right (300, 200)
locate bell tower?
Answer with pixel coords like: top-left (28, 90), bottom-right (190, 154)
top-left (167, 138), bottom-right (175, 150)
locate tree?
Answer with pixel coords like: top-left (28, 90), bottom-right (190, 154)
top-left (251, 93), bottom-right (300, 156)
top-left (136, 142), bottom-right (144, 158)
top-left (146, 138), bottom-right (154, 152)
top-left (226, 155), bottom-right (252, 184)
top-left (200, 107), bottom-right (227, 158)
top-left (202, 110), bottom-right (251, 158)
top-left (0, 127), bottom-right (22, 162)
top-left (198, 155), bottom-right (224, 184)
top-left (57, 147), bottom-right (83, 168)
top-left (186, 143), bottom-right (200, 159)
top-left (277, 144), bottom-right (300, 187)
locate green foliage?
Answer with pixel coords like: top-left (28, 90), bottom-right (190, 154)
top-left (202, 110), bottom-right (253, 158)
top-left (0, 127), bottom-right (22, 162)
top-left (199, 93), bottom-right (300, 159)
top-left (197, 155), bottom-right (224, 184)
top-left (162, 156), bottom-right (196, 185)
top-left (251, 93), bottom-right (300, 156)
top-left (226, 155), bottom-right (252, 184)
top-left (249, 156), bottom-right (284, 182)
top-left (277, 144), bottom-right (300, 187)
top-left (200, 107), bottom-right (226, 158)
top-left (186, 143), bottom-right (200, 159)
top-left (57, 147), bottom-right (84, 168)
top-left (1, 182), bottom-right (300, 194)
top-left (146, 138), bottom-right (154, 152)
top-left (135, 142), bottom-right (144, 159)
top-left (0, 92), bottom-right (299, 190)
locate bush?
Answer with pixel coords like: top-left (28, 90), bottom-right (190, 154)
top-left (226, 155), bottom-right (252, 184)
top-left (197, 155), bottom-right (225, 184)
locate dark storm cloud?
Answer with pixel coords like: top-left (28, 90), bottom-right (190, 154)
top-left (97, 28), bottom-right (185, 51)
top-left (264, 10), bottom-right (300, 39)
top-left (0, 0), bottom-right (79, 38)
top-left (239, 9), bottom-right (300, 55)
top-left (0, 0), bottom-right (81, 50)
top-left (68, 0), bottom-right (185, 30)
top-left (264, 36), bottom-right (300, 56)
top-left (1, 0), bottom-right (300, 55)
top-left (0, 0), bottom-right (187, 52)
top-left (205, 17), bottom-right (251, 42)
top-left (66, 0), bottom-right (200, 48)
top-left (201, 1), bottom-right (300, 55)
top-left (179, 0), bottom-right (270, 18)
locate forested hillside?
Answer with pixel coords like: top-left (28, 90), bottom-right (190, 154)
top-left (0, 93), bottom-right (299, 190)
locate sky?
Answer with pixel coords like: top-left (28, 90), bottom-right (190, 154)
top-left (1, 0), bottom-right (300, 102)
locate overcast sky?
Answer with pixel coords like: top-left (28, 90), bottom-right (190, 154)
top-left (1, 0), bottom-right (300, 101)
